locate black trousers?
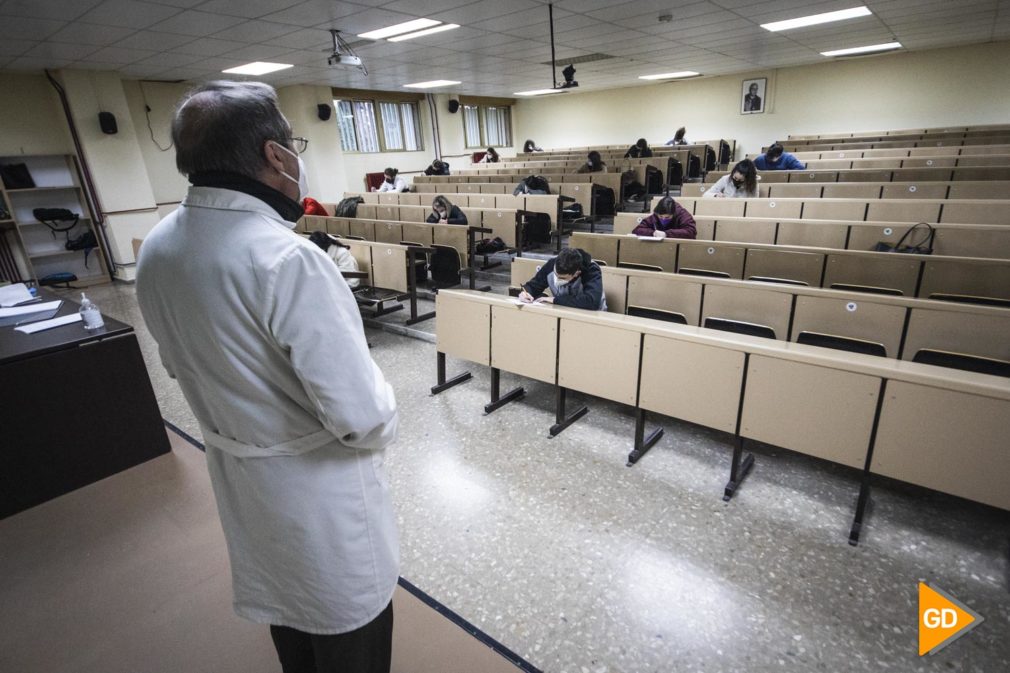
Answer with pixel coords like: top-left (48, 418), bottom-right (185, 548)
top-left (270, 601), bottom-right (394, 673)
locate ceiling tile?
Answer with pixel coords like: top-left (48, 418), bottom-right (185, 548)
top-left (219, 44), bottom-right (296, 61)
top-left (47, 21), bottom-right (136, 46)
top-left (210, 19), bottom-right (301, 43)
top-left (173, 38), bottom-right (249, 56)
top-left (0, 0), bottom-right (104, 20)
top-left (0, 39), bottom-right (36, 57)
top-left (149, 10), bottom-right (248, 36)
top-left (0, 15), bottom-right (66, 40)
top-left (87, 46), bottom-right (158, 64)
top-left (196, 0), bottom-right (305, 19)
top-left (77, 0), bottom-right (182, 29)
top-left (24, 42), bottom-right (102, 60)
top-left (259, 1), bottom-right (371, 28)
top-left (264, 27), bottom-right (332, 49)
top-left (114, 30), bottom-right (197, 51)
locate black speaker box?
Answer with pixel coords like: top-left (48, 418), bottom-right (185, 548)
top-left (317, 103), bottom-right (332, 121)
top-left (98, 111), bottom-right (117, 134)
top-left (448, 99), bottom-right (460, 113)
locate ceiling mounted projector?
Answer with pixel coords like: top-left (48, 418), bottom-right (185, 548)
top-left (327, 30), bottom-right (366, 74)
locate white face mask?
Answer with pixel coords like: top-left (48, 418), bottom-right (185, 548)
top-left (272, 141), bottom-right (308, 201)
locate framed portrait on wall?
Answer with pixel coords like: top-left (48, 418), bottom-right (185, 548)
top-left (741, 78), bottom-right (766, 114)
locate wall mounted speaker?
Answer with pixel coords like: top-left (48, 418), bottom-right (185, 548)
top-left (317, 103), bottom-right (332, 121)
top-left (448, 99), bottom-right (460, 114)
top-left (98, 111), bottom-right (118, 135)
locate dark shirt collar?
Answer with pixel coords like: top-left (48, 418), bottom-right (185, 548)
top-left (189, 171), bottom-right (304, 223)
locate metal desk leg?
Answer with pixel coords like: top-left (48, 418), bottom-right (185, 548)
top-left (549, 386), bottom-right (588, 437)
top-left (430, 351), bottom-right (471, 395)
top-left (627, 408), bottom-right (664, 466)
top-left (484, 367), bottom-right (525, 413)
top-left (722, 436), bottom-right (755, 501)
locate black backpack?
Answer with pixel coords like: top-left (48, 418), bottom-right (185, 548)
top-left (591, 184), bottom-right (615, 216)
top-left (522, 212), bottom-right (552, 247)
top-left (645, 165), bottom-right (664, 194)
top-left (334, 196), bottom-right (364, 218)
top-left (667, 158), bottom-right (684, 187)
top-left (429, 245), bottom-right (461, 286)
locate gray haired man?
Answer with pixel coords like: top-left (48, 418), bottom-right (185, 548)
top-left (137, 81), bottom-right (399, 673)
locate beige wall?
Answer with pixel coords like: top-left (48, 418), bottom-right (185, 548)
top-left (0, 72), bottom-right (73, 157)
top-left (122, 79), bottom-right (190, 207)
top-left (513, 41), bottom-right (1010, 160)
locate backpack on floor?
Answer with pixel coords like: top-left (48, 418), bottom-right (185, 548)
top-left (429, 245), bottom-right (461, 286)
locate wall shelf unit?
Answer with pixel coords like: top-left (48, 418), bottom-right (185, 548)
top-left (0, 154), bottom-right (111, 287)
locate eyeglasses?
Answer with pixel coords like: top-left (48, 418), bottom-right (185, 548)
top-left (287, 137), bottom-right (309, 154)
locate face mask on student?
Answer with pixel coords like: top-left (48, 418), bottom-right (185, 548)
top-left (272, 142), bottom-right (308, 201)
top-left (435, 209), bottom-right (445, 217)
top-left (731, 177), bottom-right (744, 188)
top-left (385, 175), bottom-right (394, 183)
top-left (658, 215), bottom-right (673, 225)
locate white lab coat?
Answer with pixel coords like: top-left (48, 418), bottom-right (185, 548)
top-left (328, 244), bottom-right (361, 288)
top-left (136, 186), bottom-right (399, 634)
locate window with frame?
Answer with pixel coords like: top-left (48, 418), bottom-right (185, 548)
top-left (462, 104), bottom-right (513, 148)
top-left (334, 97), bottom-right (423, 153)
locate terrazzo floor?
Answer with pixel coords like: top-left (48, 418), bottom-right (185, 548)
top-left (36, 273), bottom-right (1010, 673)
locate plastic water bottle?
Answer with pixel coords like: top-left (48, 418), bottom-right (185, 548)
top-left (79, 292), bottom-right (104, 330)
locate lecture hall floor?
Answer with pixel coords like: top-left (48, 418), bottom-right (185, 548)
top-left (2, 281), bottom-right (1008, 673)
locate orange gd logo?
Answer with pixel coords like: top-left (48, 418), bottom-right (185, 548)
top-left (918, 582), bottom-right (984, 656)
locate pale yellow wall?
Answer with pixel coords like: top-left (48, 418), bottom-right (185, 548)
top-left (122, 79), bottom-right (190, 206)
top-left (59, 69), bottom-right (160, 280)
top-left (514, 41), bottom-right (1010, 160)
top-left (277, 84), bottom-right (349, 203)
top-left (0, 72), bottom-right (73, 156)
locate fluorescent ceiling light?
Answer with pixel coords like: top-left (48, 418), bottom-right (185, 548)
top-left (358, 18), bottom-right (440, 40)
top-left (761, 6), bottom-right (871, 32)
top-left (222, 62), bottom-right (293, 75)
top-left (388, 23), bottom-right (460, 42)
top-left (404, 80), bottom-right (461, 89)
top-left (821, 41), bottom-right (902, 57)
top-left (639, 71), bottom-right (700, 80)
top-left (513, 88), bottom-right (567, 96)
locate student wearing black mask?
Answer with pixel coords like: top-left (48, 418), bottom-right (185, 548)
top-left (576, 150), bottom-right (607, 173)
top-left (704, 159), bottom-right (758, 198)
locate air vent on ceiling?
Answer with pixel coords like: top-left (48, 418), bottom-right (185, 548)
top-left (539, 52), bottom-right (615, 66)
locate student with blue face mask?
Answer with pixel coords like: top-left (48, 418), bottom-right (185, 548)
top-left (518, 247), bottom-right (607, 311)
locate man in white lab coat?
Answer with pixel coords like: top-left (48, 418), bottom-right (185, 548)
top-left (136, 81), bottom-right (398, 673)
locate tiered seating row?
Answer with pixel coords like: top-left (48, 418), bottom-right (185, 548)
top-left (684, 179), bottom-right (1010, 200)
top-left (508, 257), bottom-right (1010, 367)
top-left (569, 231), bottom-right (1010, 304)
top-left (432, 290), bottom-right (1010, 548)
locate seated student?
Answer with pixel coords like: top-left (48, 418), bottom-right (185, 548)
top-left (513, 174), bottom-right (550, 195)
top-left (423, 159), bottom-right (450, 176)
top-left (576, 150), bottom-right (607, 174)
top-left (519, 247), bottom-right (607, 311)
top-left (307, 231), bottom-right (361, 288)
top-left (425, 195), bottom-right (468, 225)
top-left (479, 147), bottom-right (500, 163)
top-left (704, 159), bottom-right (758, 198)
top-left (624, 138), bottom-right (653, 159)
top-left (753, 143), bottom-right (806, 171)
top-left (631, 196), bottom-right (697, 239)
top-left (375, 167), bottom-right (409, 192)
top-left (523, 139), bottom-right (543, 153)
top-left (665, 127), bottom-right (688, 145)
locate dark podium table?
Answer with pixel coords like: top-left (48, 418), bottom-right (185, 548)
top-left (0, 291), bottom-right (171, 518)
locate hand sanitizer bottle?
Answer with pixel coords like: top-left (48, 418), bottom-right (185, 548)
top-left (79, 292), bottom-right (104, 330)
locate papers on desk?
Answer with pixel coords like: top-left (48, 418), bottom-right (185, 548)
top-left (637, 235), bottom-right (664, 241)
top-left (14, 313), bottom-right (82, 334)
top-left (0, 283), bottom-right (34, 307)
top-left (0, 300), bottom-right (62, 318)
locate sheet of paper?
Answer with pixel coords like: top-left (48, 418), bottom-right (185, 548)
top-left (14, 312), bottom-right (82, 334)
top-left (0, 300), bottom-right (62, 318)
top-left (0, 283), bottom-right (33, 307)
top-left (637, 235), bottom-right (664, 241)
